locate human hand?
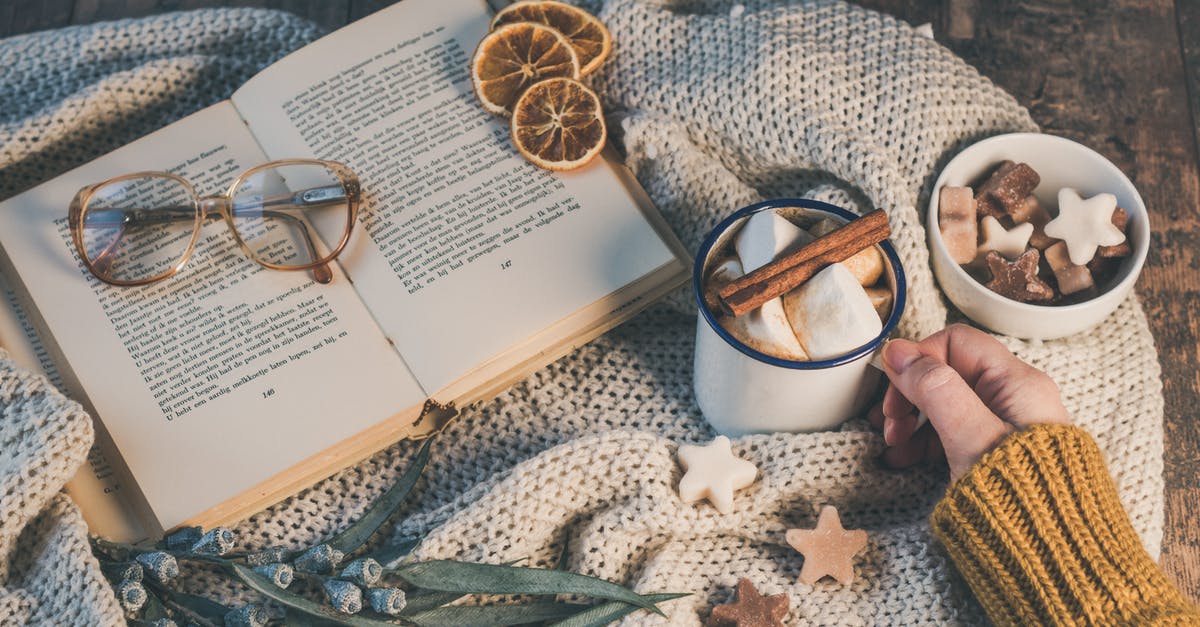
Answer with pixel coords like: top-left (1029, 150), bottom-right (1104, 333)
top-left (868, 324), bottom-right (1070, 481)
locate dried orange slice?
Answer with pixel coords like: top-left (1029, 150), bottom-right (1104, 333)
top-left (491, 0), bottom-right (613, 76)
top-left (471, 22), bottom-right (580, 117)
top-left (510, 77), bottom-right (606, 171)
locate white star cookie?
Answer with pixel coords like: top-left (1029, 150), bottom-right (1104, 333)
top-left (676, 436), bottom-right (758, 514)
top-left (977, 215), bottom-right (1033, 261)
top-left (1043, 188), bottom-right (1126, 265)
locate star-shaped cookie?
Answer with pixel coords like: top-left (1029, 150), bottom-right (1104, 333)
top-left (785, 505), bottom-right (868, 585)
top-left (707, 578), bottom-right (789, 627)
top-left (677, 436), bottom-right (757, 514)
top-left (984, 249), bottom-right (1054, 302)
top-left (977, 215), bottom-right (1033, 260)
top-left (1043, 188), bottom-right (1126, 265)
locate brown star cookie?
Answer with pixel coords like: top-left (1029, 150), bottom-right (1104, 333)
top-left (785, 505), bottom-right (869, 585)
top-left (984, 249), bottom-right (1055, 302)
top-left (707, 578), bottom-right (790, 627)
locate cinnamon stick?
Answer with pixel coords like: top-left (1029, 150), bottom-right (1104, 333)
top-left (716, 209), bottom-right (891, 317)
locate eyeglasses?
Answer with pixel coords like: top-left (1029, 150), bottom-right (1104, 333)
top-left (68, 159), bottom-right (360, 286)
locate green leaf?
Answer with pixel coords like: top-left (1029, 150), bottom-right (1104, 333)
top-left (398, 591), bottom-right (467, 616)
top-left (228, 563), bottom-right (397, 626)
top-left (549, 593), bottom-right (689, 627)
top-left (167, 591), bottom-right (231, 620)
top-left (404, 600), bottom-right (585, 626)
top-left (326, 438), bottom-right (435, 555)
top-left (370, 537), bottom-right (421, 567)
top-left (389, 561), bottom-right (664, 616)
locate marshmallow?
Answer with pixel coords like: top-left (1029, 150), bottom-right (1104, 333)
top-left (864, 285), bottom-right (894, 322)
top-left (809, 218), bottom-right (885, 286)
top-left (936, 187), bottom-right (978, 265)
top-left (735, 210), bottom-right (813, 272)
top-left (782, 264), bottom-right (882, 360)
top-left (710, 258), bottom-right (808, 361)
top-left (1043, 188), bottom-right (1126, 265)
top-left (977, 215), bottom-right (1034, 261)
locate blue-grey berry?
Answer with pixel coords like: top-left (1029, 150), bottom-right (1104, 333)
top-left (104, 561), bottom-right (142, 583)
top-left (135, 551), bottom-right (179, 581)
top-left (366, 587), bottom-right (407, 615)
top-left (191, 527), bottom-right (236, 556)
top-left (339, 557), bottom-right (382, 586)
top-left (163, 526), bottom-right (203, 552)
top-left (252, 562), bottom-right (294, 589)
top-left (115, 579), bottom-right (146, 612)
top-left (244, 546), bottom-right (288, 567)
top-left (323, 579), bottom-right (363, 614)
top-left (293, 544), bottom-right (344, 574)
top-left (223, 604), bottom-right (268, 627)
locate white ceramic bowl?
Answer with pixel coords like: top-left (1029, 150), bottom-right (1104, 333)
top-left (928, 133), bottom-right (1149, 340)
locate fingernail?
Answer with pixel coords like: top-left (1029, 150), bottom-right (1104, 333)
top-left (883, 416), bottom-right (895, 446)
top-left (884, 340), bottom-right (921, 373)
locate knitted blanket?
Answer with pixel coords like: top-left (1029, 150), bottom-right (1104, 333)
top-left (0, 3), bottom-right (1164, 625)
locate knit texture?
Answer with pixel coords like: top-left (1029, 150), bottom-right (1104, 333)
top-left (0, 3), bottom-right (1166, 625)
top-left (932, 425), bottom-right (1197, 626)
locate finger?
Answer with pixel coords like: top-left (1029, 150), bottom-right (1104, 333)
top-left (887, 409), bottom-right (919, 448)
top-left (882, 339), bottom-right (1009, 476)
top-left (867, 402), bottom-right (885, 430)
top-left (882, 426), bottom-right (934, 469)
top-left (882, 384), bottom-right (915, 422)
top-left (915, 324), bottom-right (1070, 427)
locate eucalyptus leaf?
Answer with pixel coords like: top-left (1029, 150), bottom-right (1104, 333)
top-left (228, 564), bottom-right (397, 626)
top-left (390, 561), bottom-right (664, 615)
top-left (404, 600), bottom-right (585, 626)
top-left (141, 592), bottom-right (170, 621)
top-left (167, 590), bottom-right (232, 620)
top-left (549, 593), bottom-right (689, 627)
top-left (397, 591), bottom-right (466, 616)
top-left (325, 438), bottom-right (435, 555)
top-left (370, 537), bottom-right (421, 568)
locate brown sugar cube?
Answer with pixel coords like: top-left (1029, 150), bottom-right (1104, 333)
top-left (984, 249), bottom-right (1055, 303)
top-left (937, 186), bottom-right (979, 264)
top-left (976, 161), bottom-right (1041, 218)
top-left (1097, 207), bottom-right (1132, 258)
top-left (1044, 241), bottom-right (1095, 296)
top-left (1011, 196), bottom-right (1059, 250)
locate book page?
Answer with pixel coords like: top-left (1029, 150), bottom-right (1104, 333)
top-left (0, 102), bottom-right (425, 530)
top-left (232, 0), bottom-right (680, 394)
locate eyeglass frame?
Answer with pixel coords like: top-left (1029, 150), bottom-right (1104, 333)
top-left (68, 158), bottom-right (361, 287)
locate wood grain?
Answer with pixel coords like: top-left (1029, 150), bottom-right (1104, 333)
top-left (0, 0), bottom-right (1196, 601)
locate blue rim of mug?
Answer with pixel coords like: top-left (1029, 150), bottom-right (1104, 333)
top-left (693, 198), bottom-right (907, 370)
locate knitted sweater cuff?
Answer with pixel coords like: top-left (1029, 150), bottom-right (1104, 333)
top-left (931, 424), bottom-right (1196, 626)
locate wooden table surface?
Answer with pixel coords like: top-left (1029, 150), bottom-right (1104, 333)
top-left (2, 0), bottom-right (1197, 602)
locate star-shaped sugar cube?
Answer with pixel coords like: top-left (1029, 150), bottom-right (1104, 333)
top-left (977, 215), bottom-right (1033, 260)
top-left (984, 250), bottom-right (1055, 302)
top-left (785, 505), bottom-right (868, 585)
top-left (707, 578), bottom-right (789, 627)
top-left (676, 436), bottom-right (757, 514)
top-left (1043, 188), bottom-right (1126, 265)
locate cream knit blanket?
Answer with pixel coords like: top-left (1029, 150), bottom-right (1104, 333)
top-left (0, 3), bottom-right (1164, 625)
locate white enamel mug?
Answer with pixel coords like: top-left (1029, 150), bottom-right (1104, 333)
top-left (693, 199), bottom-right (907, 436)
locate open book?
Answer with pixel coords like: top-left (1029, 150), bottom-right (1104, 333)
top-left (0, 0), bottom-right (688, 543)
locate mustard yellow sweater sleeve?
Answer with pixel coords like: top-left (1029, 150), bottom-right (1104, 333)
top-left (931, 424), bottom-right (1199, 626)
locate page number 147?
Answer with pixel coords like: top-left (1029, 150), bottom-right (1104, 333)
top-left (500, 259), bottom-right (512, 270)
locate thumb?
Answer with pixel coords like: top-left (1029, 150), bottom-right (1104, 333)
top-left (882, 339), bottom-right (1010, 477)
